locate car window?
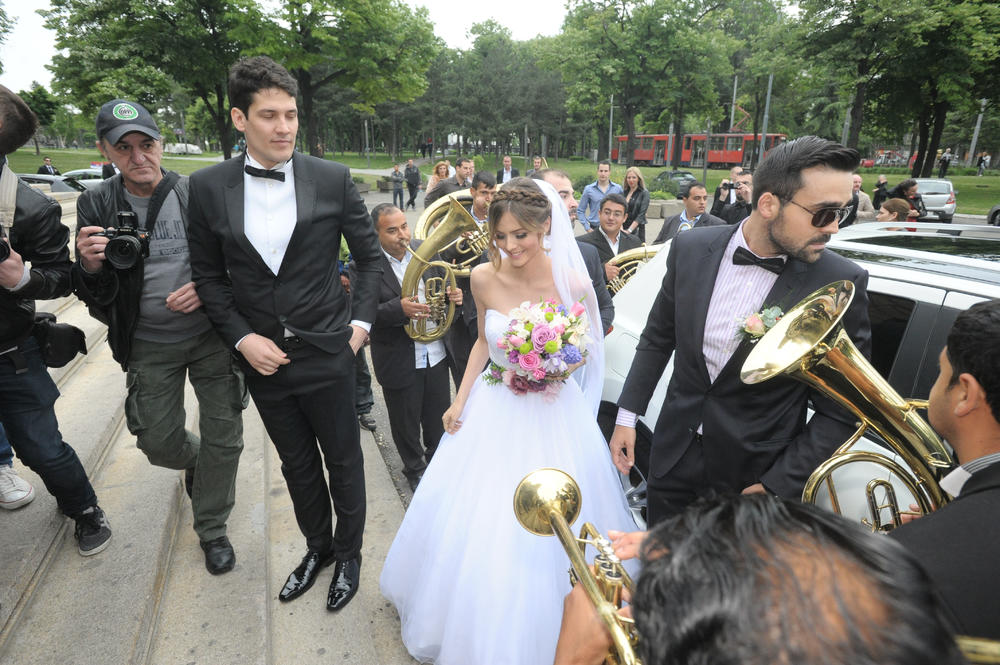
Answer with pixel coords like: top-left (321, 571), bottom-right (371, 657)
top-left (867, 292), bottom-right (917, 379)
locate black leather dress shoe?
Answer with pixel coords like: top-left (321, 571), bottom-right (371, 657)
top-left (279, 549), bottom-right (336, 602)
top-left (200, 536), bottom-right (235, 575)
top-left (358, 413), bottom-right (377, 432)
top-left (327, 554), bottom-right (362, 611)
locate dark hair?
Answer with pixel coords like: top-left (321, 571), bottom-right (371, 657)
top-left (897, 178), bottom-right (918, 193)
top-left (599, 192), bottom-right (626, 211)
top-left (946, 300), bottom-right (1000, 419)
top-left (486, 176), bottom-right (550, 269)
top-left (634, 494), bottom-right (963, 665)
top-left (472, 170), bottom-right (496, 189)
top-left (598, 159), bottom-right (611, 168)
top-left (752, 136), bottom-right (859, 209)
top-left (0, 85), bottom-right (39, 155)
top-left (532, 154), bottom-right (541, 161)
top-left (370, 202), bottom-right (400, 230)
top-left (880, 198), bottom-right (911, 221)
top-left (535, 168), bottom-right (570, 181)
top-left (681, 181), bottom-right (707, 198)
top-left (228, 56), bottom-right (299, 116)
top-left (455, 157), bottom-right (472, 169)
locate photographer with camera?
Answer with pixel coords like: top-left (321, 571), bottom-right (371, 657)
top-left (0, 85), bottom-right (112, 555)
top-left (718, 170), bottom-right (754, 224)
top-left (73, 100), bottom-right (245, 575)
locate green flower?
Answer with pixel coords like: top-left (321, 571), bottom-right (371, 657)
top-left (519, 341), bottom-right (533, 354)
top-left (544, 340), bottom-right (560, 354)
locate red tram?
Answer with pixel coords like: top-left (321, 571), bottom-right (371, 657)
top-left (611, 132), bottom-right (787, 168)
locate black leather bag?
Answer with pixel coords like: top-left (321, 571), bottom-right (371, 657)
top-left (32, 312), bottom-right (87, 368)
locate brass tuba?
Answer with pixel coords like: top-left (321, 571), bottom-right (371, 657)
top-left (606, 244), bottom-right (664, 294)
top-left (514, 468), bottom-right (640, 665)
top-left (740, 280), bottom-right (954, 532)
top-left (401, 197), bottom-right (488, 342)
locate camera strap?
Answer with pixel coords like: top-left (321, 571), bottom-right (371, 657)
top-left (113, 169), bottom-right (180, 236)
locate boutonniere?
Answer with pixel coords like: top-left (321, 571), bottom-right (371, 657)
top-left (736, 306), bottom-right (783, 343)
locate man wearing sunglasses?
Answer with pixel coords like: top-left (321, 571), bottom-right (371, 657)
top-left (609, 135), bottom-right (872, 526)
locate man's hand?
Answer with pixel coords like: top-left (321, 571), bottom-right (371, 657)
top-left (608, 530), bottom-right (647, 562)
top-left (741, 482), bottom-right (766, 495)
top-left (553, 585), bottom-right (612, 665)
top-left (609, 425), bottom-right (635, 475)
top-left (0, 243), bottom-right (26, 290)
top-left (348, 324), bottom-right (368, 355)
top-left (237, 333), bottom-right (290, 376)
top-left (446, 285), bottom-right (463, 306)
top-left (604, 263), bottom-right (621, 282)
top-left (899, 502), bottom-right (924, 525)
top-left (77, 226), bottom-right (109, 274)
top-left (401, 295), bottom-right (431, 319)
top-left (340, 274), bottom-right (351, 293)
top-left (165, 281), bottom-right (202, 313)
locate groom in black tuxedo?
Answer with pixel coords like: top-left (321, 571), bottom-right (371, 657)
top-left (187, 56), bottom-right (382, 611)
top-left (610, 136), bottom-right (872, 526)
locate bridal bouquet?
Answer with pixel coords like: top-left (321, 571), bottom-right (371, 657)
top-left (483, 299), bottom-right (590, 400)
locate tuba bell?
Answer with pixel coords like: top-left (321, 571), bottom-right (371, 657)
top-left (401, 197), bottom-right (488, 342)
top-left (606, 244), bottom-right (664, 294)
top-left (740, 280), bottom-right (954, 532)
top-left (514, 468), bottom-right (641, 665)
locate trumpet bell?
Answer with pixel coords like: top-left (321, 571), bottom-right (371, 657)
top-left (513, 468), bottom-right (581, 536)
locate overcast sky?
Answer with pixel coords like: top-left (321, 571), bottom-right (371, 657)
top-left (0, 0), bottom-right (567, 95)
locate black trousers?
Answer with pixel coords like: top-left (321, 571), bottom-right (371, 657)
top-left (646, 432), bottom-right (732, 527)
top-left (246, 341), bottom-right (364, 558)
top-left (406, 184), bottom-right (419, 209)
top-left (382, 360), bottom-right (449, 481)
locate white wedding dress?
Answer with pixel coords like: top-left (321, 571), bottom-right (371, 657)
top-left (380, 307), bottom-right (638, 665)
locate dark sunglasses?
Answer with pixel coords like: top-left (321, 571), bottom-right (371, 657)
top-left (785, 199), bottom-right (851, 228)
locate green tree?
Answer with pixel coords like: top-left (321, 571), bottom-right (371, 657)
top-left (19, 83), bottom-right (59, 154)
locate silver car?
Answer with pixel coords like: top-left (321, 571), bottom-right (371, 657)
top-left (915, 178), bottom-right (957, 222)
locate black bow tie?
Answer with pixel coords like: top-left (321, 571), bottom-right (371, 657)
top-left (733, 246), bottom-right (785, 274)
top-left (245, 164), bottom-right (285, 182)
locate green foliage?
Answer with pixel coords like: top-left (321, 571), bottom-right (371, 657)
top-left (19, 84), bottom-right (58, 128)
top-left (473, 155), bottom-right (485, 172)
top-left (0, 3), bottom-right (12, 74)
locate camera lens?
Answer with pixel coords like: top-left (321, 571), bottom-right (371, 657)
top-left (105, 235), bottom-right (142, 270)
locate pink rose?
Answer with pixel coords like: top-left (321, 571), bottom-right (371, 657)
top-left (531, 324), bottom-right (557, 349)
top-left (570, 302), bottom-right (586, 317)
top-left (518, 352), bottom-right (542, 371)
top-left (509, 335), bottom-right (525, 347)
top-left (496, 338), bottom-right (507, 349)
top-left (532, 368), bottom-right (547, 381)
top-left (553, 324), bottom-right (565, 335)
top-left (744, 313), bottom-right (766, 336)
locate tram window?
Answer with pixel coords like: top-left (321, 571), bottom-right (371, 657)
top-left (641, 137), bottom-right (652, 150)
top-left (709, 136), bottom-right (725, 151)
top-left (726, 136), bottom-right (742, 151)
top-left (684, 136), bottom-right (691, 150)
top-left (867, 292), bottom-right (917, 378)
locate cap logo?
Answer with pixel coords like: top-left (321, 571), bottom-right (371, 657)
top-left (112, 103), bottom-right (139, 121)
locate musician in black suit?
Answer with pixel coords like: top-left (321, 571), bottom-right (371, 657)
top-left (496, 154), bottom-right (519, 184)
top-left (576, 192), bottom-right (643, 284)
top-left (654, 181), bottom-right (726, 244)
top-left (187, 57), bottom-right (382, 612)
top-left (36, 157), bottom-right (59, 175)
top-left (609, 136), bottom-right (872, 526)
top-left (359, 204), bottom-right (460, 492)
top-left (890, 300), bottom-right (1000, 640)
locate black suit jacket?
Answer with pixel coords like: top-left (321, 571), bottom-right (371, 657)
top-left (890, 463), bottom-right (1000, 639)
top-left (37, 165), bottom-right (60, 175)
top-left (187, 153), bottom-right (382, 357)
top-left (577, 241), bottom-right (615, 333)
top-left (654, 212), bottom-right (727, 244)
top-left (617, 223), bottom-right (871, 498)
top-left (496, 168), bottom-right (519, 183)
top-left (576, 228), bottom-right (643, 265)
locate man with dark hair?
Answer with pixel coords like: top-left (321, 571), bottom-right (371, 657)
top-left (709, 165), bottom-right (743, 217)
top-left (554, 495), bottom-right (965, 665)
top-left (538, 169), bottom-right (614, 333)
top-left (0, 84), bottom-right (112, 555)
top-left (403, 158), bottom-right (421, 211)
top-left (526, 155), bottom-right (543, 178)
top-left (576, 192), bottom-right (642, 283)
top-left (423, 156), bottom-right (474, 207)
top-left (890, 300), bottom-right (1000, 639)
top-left (886, 178), bottom-right (925, 220)
top-left (609, 135), bottom-right (871, 525)
top-left (37, 156), bottom-right (59, 175)
top-left (360, 203), bottom-right (460, 491)
top-left (654, 181), bottom-right (726, 244)
top-left (718, 169), bottom-right (753, 224)
top-left (74, 99), bottom-right (246, 575)
top-left (577, 161), bottom-right (623, 232)
top-left (187, 56), bottom-right (382, 611)
top-left (468, 170), bottom-right (496, 223)
top-left (496, 154), bottom-right (518, 184)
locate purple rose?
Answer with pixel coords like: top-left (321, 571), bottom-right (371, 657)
top-left (531, 324), bottom-right (558, 350)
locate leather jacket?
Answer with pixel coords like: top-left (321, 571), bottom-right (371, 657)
top-left (71, 172), bottom-right (188, 369)
top-left (0, 176), bottom-right (72, 347)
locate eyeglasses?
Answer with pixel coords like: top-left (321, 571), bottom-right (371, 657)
top-left (784, 199), bottom-right (850, 228)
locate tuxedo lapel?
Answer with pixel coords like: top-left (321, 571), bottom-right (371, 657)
top-left (279, 153), bottom-right (317, 276)
top-left (382, 254), bottom-right (402, 296)
top-left (223, 157), bottom-right (271, 275)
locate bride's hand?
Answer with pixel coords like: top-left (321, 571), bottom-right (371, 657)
top-left (442, 402), bottom-right (464, 434)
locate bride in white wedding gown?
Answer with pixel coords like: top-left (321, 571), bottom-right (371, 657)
top-left (380, 177), bottom-right (637, 665)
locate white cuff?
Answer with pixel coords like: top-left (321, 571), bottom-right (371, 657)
top-left (615, 408), bottom-right (638, 428)
top-left (8, 265), bottom-right (31, 292)
top-left (350, 320), bottom-right (371, 334)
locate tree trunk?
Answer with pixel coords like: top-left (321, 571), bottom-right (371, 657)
top-left (847, 79), bottom-right (867, 149)
top-left (624, 107), bottom-right (637, 167)
top-left (672, 101), bottom-right (685, 168)
top-left (912, 108), bottom-right (930, 178)
top-left (920, 101), bottom-right (949, 177)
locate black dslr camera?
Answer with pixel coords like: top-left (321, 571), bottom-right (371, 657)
top-left (94, 211), bottom-right (150, 270)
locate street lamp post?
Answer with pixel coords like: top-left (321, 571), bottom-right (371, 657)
top-left (967, 98), bottom-right (988, 167)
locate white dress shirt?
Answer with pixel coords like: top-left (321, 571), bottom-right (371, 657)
top-left (383, 248), bottom-right (446, 369)
top-left (599, 227), bottom-right (621, 256)
top-left (501, 168), bottom-right (513, 184)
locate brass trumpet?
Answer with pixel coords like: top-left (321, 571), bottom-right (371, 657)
top-left (513, 468), bottom-right (640, 665)
top-left (740, 280), bottom-right (954, 532)
top-left (606, 244), bottom-right (664, 294)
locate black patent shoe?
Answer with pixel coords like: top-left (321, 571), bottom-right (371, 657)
top-left (279, 549), bottom-right (336, 602)
top-left (200, 536), bottom-right (236, 575)
top-left (327, 554), bottom-right (362, 611)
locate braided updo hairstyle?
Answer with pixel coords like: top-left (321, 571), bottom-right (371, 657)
top-left (486, 176), bottom-right (552, 268)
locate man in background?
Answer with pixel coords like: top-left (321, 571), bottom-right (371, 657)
top-left (654, 181), bottom-right (726, 243)
top-left (577, 161), bottom-right (622, 232)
